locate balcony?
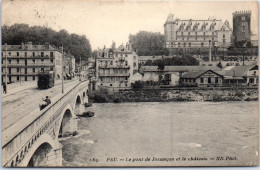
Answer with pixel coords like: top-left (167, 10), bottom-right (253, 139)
top-left (99, 73), bottom-right (130, 77)
top-left (3, 55), bottom-right (54, 59)
top-left (2, 64), bottom-right (54, 68)
top-left (98, 65), bottom-right (130, 69)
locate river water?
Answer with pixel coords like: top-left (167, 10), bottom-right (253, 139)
top-left (60, 101), bottom-right (258, 167)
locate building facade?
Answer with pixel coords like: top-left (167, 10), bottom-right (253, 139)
top-left (232, 11), bottom-right (251, 46)
top-left (180, 70), bottom-right (224, 87)
top-left (95, 42), bottom-right (139, 89)
top-left (1, 42), bottom-right (63, 83)
top-left (164, 13), bottom-right (232, 54)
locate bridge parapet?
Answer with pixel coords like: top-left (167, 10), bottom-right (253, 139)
top-left (2, 80), bottom-right (89, 167)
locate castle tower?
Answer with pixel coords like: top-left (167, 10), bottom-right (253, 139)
top-left (164, 13), bottom-right (177, 54)
top-left (232, 10), bottom-right (251, 46)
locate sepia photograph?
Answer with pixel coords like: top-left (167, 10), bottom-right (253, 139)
top-left (1, 0), bottom-right (259, 167)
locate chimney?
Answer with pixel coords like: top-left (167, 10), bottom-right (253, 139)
top-left (21, 42), bottom-right (25, 49)
top-left (27, 42), bottom-right (33, 50)
top-left (45, 42), bottom-right (50, 49)
top-left (126, 42), bottom-right (129, 50)
top-left (128, 42), bottom-right (132, 51)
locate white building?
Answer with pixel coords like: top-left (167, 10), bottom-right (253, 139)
top-left (96, 42), bottom-right (139, 89)
top-left (1, 42), bottom-right (63, 83)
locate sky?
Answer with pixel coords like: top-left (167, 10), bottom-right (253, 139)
top-left (2, 0), bottom-right (258, 50)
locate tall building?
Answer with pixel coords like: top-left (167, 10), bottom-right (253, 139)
top-left (95, 42), bottom-right (139, 89)
top-left (1, 42), bottom-right (63, 83)
top-left (164, 13), bottom-right (232, 55)
top-left (232, 11), bottom-right (252, 46)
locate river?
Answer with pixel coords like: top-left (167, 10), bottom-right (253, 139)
top-left (59, 101), bottom-right (258, 167)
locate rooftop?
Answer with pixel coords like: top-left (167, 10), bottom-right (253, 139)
top-left (2, 42), bottom-right (58, 51)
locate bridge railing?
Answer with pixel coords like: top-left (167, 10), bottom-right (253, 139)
top-left (2, 80), bottom-right (89, 167)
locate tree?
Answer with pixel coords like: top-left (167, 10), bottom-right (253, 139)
top-left (2, 24), bottom-right (92, 62)
top-left (129, 31), bottom-right (168, 56)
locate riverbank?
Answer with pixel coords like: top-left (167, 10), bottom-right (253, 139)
top-left (89, 87), bottom-right (258, 103)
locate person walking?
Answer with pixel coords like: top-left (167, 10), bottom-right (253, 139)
top-left (2, 82), bottom-right (6, 94)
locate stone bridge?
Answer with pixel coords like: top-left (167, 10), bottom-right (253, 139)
top-left (2, 80), bottom-right (90, 167)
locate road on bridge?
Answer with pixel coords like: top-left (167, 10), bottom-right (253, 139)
top-left (2, 78), bottom-right (82, 131)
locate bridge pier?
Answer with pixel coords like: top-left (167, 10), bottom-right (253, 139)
top-left (45, 143), bottom-right (62, 166)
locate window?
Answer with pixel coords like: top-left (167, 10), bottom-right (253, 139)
top-left (33, 76), bottom-right (35, 80)
top-left (1, 52), bottom-right (3, 57)
top-left (125, 54), bottom-right (128, 57)
top-left (25, 76), bottom-right (27, 81)
top-left (17, 76), bottom-right (19, 81)
top-left (134, 56), bottom-right (136, 60)
top-left (9, 68), bottom-right (11, 74)
top-left (223, 34), bottom-right (225, 38)
top-left (8, 59), bottom-right (11, 64)
top-left (33, 59), bottom-right (35, 64)
top-left (181, 32), bottom-right (183, 35)
top-left (25, 59), bottom-right (27, 66)
top-left (50, 68), bottom-right (53, 71)
top-left (184, 43), bottom-right (186, 47)
top-left (203, 32), bottom-right (205, 35)
top-left (201, 43), bottom-right (204, 47)
top-left (195, 37), bottom-right (197, 41)
top-left (189, 43), bottom-right (191, 47)
top-left (8, 52), bottom-right (11, 56)
top-left (50, 59), bottom-right (53, 63)
top-left (223, 39), bottom-right (226, 44)
top-left (110, 61), bottom-right (113, 65)
top-left (188, 32), bottom-right (190, 35)
top-left (33, 68), bottom-right (35, 73)
top-left (178, 43), bottom-right (180, 47)
top-left (134, 62), bottom-right (136, 67)
top-left (33, 52), bottom-right (35, 57)
top-left (110, 84), bottom-right (112, 86)
top-left (17, 59), bottom-right (19, 64)
top-left (17, 68), bottom-right (19, 72)
top-left (215, 77), bottom-right (218, 83)
top-left (25, 68), bottom-right (27, 74)
top-left (41, 68), bottom-right (44, 71)
top-left (50, 52), bottom-right (53, 57)
top-left (212, 32), bottom-right (214, 35)
top-left (187, 38), bottom-right (189, 41)
top-left (182, 38), bottom-right (184, 41)
top-left (2, 59), bottom-right (3, 64)
top-left (125, 77), bottom-right (128, 80)
top-left (41, 52), bottom-right (44, 57)
top-left (242, 16), bottom-right (245, 21)
top-left (212, 37), bottom-right (214, 40)
top-left (125, 61), bottom-right (128, 66)
top-left (208, 77), bottom-right (211, 84)
top-left (17, 52), bottom-right (19, 57)
top-left (25, 52), bottom-right (27, 57)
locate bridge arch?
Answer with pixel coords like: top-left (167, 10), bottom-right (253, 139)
top-left (56, 104), bottom-right (77, 138)
top-left (75, 94), bottom-right (82, 116)
top-left (19, 134), bottom-right (56, 167)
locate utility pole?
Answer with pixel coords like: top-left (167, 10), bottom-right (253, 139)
top-left (5, 43), bottom-right (8, 94)
top-left (79, 56), bottom-right (81, 81)
top-left (209, 40), bottom-right (212, 62)
top-left (61, 45), bottom-right (64, 93)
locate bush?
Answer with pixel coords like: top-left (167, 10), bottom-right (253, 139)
top-left (132, 81), bottom-right (144, 89)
